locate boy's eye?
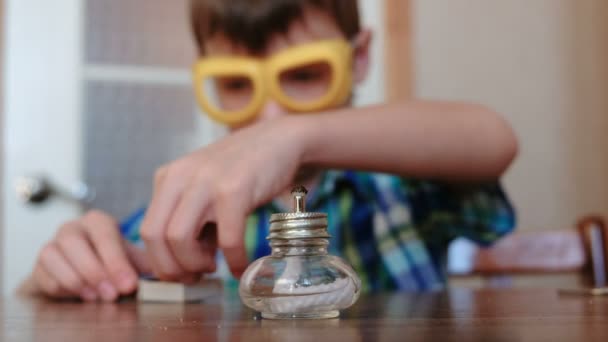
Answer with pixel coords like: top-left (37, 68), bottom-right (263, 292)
top-left (282, 63), bottom-right (330, 84)
top-left (218, 77), bottom-right (252, 91)
top-left (286, 69), bottom-right (323, 82)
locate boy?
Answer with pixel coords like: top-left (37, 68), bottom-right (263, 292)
top-left (20, 0), bottom-right (517, 301)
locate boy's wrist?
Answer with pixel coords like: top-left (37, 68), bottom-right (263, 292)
top-left (275, 115), bottom-right (324, 167)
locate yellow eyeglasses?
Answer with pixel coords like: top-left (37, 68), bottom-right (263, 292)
top-left (192, 39), bottom-right (353, 126)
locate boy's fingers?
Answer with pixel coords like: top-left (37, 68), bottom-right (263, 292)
top-left (33, 264), bottom-right (70, 298)
top-left (200, 223), bottom-right (218, 273)
top-left (81, 211), bottom-right (137, 295)
top-left (140, 173), bottom-right (186, 280)
top-left (38, 243), bottom-right (85, 294)
top-left (180, 273), bottom-right (203, 285)
top-left (55, 222), bottom-right (109, 288)
top-left (166, 187), bottom-right (214, 273)
top-left (124, 242), bottom-right (153, 275)
top-left (216, 200), bottom-right (248, 278)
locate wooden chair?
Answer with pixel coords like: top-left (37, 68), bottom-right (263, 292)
top-left (448, 215), bottom-right (608, 289)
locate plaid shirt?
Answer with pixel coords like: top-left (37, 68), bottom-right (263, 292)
top-left (120, 170), bottom-right (515, 293)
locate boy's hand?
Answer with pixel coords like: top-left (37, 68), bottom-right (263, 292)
top-left (26, 210), bottom-right (150, 301)
top-left (140, 118), bottom-right (306, 281)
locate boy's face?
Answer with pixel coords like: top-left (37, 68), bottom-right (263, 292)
top-left (202, 6), bottom-right (370, 130)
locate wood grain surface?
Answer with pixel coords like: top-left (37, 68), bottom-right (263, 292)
top-left (3, 288), bottom-right (608, 341)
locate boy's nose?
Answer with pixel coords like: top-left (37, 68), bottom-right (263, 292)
top-left (257, 99), bottom-right (288, 122)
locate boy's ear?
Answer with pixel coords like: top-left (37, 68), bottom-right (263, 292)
top-left (352, 28), bottom-right (372, 84)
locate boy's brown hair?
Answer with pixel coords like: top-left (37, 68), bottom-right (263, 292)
top-left (190, 0), bottom-right (360, 55)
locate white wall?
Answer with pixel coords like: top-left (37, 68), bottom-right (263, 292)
top-left (413, 0), bottom-right (608, 230)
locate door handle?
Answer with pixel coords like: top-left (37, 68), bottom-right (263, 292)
top-left (15, 175), bottom-right (96, 209)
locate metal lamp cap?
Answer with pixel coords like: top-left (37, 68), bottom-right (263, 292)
top-left (268, 185), bottom-right (329, 240)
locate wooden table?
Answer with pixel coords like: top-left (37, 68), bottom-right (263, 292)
top-left (3, 288), bottom-right (608, 341)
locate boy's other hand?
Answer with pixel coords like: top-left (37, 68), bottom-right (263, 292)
top-left (26, 210), bottom-right (150, 301)
top-left (141, 118), bottom-right (306, 281)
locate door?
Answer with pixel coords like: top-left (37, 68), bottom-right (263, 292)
top-left (1, 0), bottom-right (224, 295)
top-left (3, 0), bottom-right (84, 295)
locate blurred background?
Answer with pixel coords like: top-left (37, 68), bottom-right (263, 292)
top-left (0, 0), bottom-right (607, 294)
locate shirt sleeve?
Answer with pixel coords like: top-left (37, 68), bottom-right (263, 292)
top-left (119, 207), bottom-right (146, 246)
top-left (404, 179), bottom-right (516, 246)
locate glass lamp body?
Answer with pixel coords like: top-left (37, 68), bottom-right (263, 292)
top-left (238, 187), bottom-right (361, 319)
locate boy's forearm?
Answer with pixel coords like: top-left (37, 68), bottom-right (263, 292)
top-left (295, 100), bottom-right (518, 181)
